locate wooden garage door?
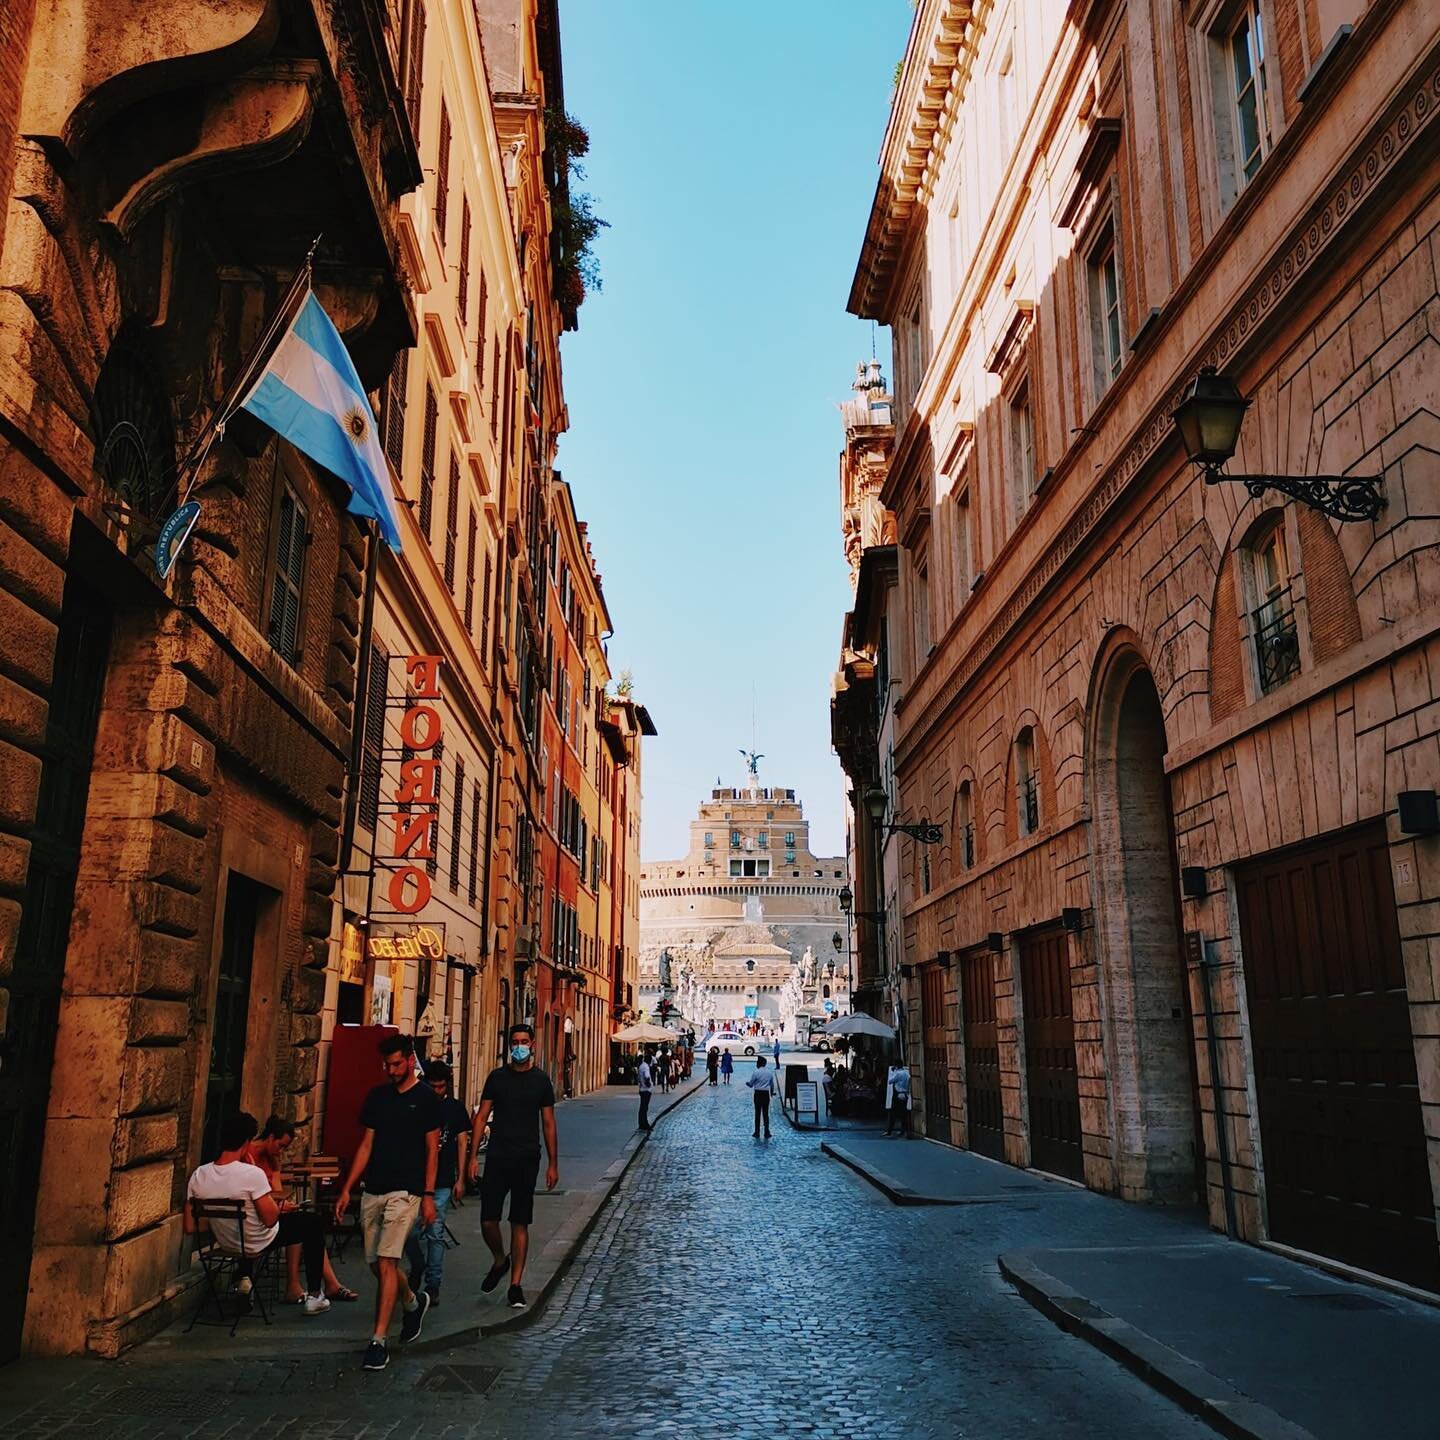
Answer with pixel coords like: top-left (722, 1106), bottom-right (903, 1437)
top-left (920, 962), bottom-right (951, 1146)
top-left (1237, 823), bottom-right (1438, 1290)
top-left (1020, 928), bottom-right (1084, 1181)
top-left (960, 949), bottom-right (1005, 1161)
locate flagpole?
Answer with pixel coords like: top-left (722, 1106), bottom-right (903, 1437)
top-left (170, 235), bottom-right (323, 508)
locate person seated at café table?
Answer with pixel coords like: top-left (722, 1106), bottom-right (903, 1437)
top-left (184, 1110), bottom-right (331, 1314)
top-left (246, 1113), bottom-right (358, 1304)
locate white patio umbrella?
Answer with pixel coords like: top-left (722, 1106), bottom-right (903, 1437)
top-left (823, 1012), bottom-right (897, 1039)
top-left (612, 1021), bottom-right (679, 1043)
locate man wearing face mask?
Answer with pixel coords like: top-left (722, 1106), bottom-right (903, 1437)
top-left (467, 1023), bottom-right (558, 1309)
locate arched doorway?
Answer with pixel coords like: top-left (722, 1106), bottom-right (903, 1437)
top-left (1091, 651), bottom-right (1202, 1204)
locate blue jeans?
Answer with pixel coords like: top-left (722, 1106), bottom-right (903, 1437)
top-left (404, 1185), bottom-right (451, 1292)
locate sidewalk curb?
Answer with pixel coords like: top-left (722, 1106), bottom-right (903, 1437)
top-left (820, 1141), bottom-right (1005, 1206)
top-left (410, 1076), bottom-right (708, 1351)
top-left (997, 1251), bottom-right (1319, 1440)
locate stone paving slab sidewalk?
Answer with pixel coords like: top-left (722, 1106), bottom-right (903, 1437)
top-left (136, 1072), bottom-right (706, 1364)
top-left (820, 1134), bottom-right (1440, 1440)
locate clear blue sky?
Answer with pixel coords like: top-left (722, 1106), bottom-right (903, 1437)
top-left (555, 0), bottom-right (911, 861)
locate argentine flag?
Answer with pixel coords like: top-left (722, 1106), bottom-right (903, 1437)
top-left (239, 291), bottom-right (403, 551)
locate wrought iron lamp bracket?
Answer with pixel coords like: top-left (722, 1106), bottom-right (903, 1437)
top-left (1205, 467), bottom-right (1384, 524)
top-left (883, 821), bottom-right (944, 845)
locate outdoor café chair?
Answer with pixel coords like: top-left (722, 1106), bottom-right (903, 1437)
top-left (186, 1198), bottom-right (279, 1335)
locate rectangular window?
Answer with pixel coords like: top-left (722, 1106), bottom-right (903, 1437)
top-left (449, 757), bottom-right (464, 892)
top-left (444, 454), bottom-right (460, 588)
top-left (758, 832), bottom-right (768, 849)
top-left (463, 506), bottom-right (477, 630)
top-left (358, 642), bottom-right (389, 831)
top-left (996, 41), bottom-right (1017, 160)
top-left (420, 384), bottom-right (437, 540)
top-left (1010, 381), bottom-right (1035, 517)
top-left (435, 101), bottom-right (451, 246)
top-left (1088, 227), bottom-right (1124, 391)
top-left (382, 349), bottom-right (407, 472)
top-left (784, 831), bottom-right (795, 847)
top-left (1230, 4), bottom-right (1271, 186)
top-left (477, 270), bottom-right (488, 351)
top-left (468, 777), bottom-right (482, 906)
top-left (730, 830), bottom-right (741, 848)
top-left (401, 0), bottom-right (425, 139)
top-left (913, 560), bottom-right (931, 659)
top-left (427, 738), bottom-right (444, 878)
top-left (704, 832), bottom-right (714, 848)
top-left (479, 550), bottom-right (493, 665)
top-left (267, 486), bottom-right (307, 664)
top-left (955, 487), bottom-right (972, 600)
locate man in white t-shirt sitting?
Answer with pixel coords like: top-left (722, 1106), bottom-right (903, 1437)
top-left (184, 1110), bottom-right (331, 1314)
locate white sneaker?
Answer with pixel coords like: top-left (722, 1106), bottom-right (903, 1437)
top-left (304, 1293), bottom-right (331, 1315)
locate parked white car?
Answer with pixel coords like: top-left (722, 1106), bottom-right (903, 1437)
top-left (700, 1030), bottom-right (757, 1057)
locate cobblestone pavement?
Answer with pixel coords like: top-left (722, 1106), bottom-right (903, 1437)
top-left (1, 1083), bottom-right (1210, 1440)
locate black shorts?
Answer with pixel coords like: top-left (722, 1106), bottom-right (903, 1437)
top-left (480, 1152), bottom-right (540, 1225)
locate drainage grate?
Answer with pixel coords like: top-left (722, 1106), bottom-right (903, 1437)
top-left (417, 1364), bottom-right (504, 1394)
top-left (1288, 1292), bottom-right (1390, 1312)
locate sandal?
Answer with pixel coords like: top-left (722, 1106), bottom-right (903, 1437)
top-left (327, 1285), bottom-right (360, 1301)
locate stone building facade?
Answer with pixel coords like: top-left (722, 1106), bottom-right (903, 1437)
top-left (639, 784), bottom-right (849, 1033)
top-left (0, 0), bottom-right (417, 1357)
top-left (843, 0), bottom-right (1440, 1292)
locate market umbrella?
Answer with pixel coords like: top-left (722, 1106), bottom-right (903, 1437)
top-left (823, 1012), bottom-right (896, 1039)
top-left (612, 1022), bottom-right (679, 1043)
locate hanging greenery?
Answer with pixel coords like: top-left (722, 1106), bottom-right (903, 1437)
top-left (544, 107), bottom-right (609, 312)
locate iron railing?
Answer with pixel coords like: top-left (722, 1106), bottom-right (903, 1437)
top-left (1253, 587), bottom-right (1300, 694)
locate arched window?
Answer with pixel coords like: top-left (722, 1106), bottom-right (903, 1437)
top-left (956, 780), bottom-right (975, 870)
top-left (1247, 517), bottom-right (1300, 694)
top-left (1015, 728), bottom-right (1040, 836)
top-left (92, 335), bottom-right (175, 524)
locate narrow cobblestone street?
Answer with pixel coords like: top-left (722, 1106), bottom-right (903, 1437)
top-left (2, 1080), bottom-right (1209, 1439)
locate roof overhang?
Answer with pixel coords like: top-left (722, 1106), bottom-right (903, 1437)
top-left (851, 545), bottom-right (899, 639)
top-left (849, 1), bottom-right (973, 319)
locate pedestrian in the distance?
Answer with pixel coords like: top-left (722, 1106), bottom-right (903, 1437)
top-left (333, 1034), bottom-right (441, 1371)
top-left (466, 1023), bottom-right (559, 1312)
top-left (885, 1059), bottom-right (913, 1138)
top-left (637, 1048), bottom-right (654, 1132)
top-left (720, 1049), bottom-right (734, 1085)
top-left (747, 1055), bottom-right (776, 1138)
top-left (706, 1047), bottom-right (720, 1086)
top-left (773, 1034), bottom-right (782, 1069)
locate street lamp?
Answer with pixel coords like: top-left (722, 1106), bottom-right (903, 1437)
top-left (862, 782), bottom-right (944, 845)
top-left (1171, 366), bottom-right (1383, 523)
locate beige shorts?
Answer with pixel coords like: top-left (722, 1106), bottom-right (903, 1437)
top-left (360, 1190), bottom-right (420, 1264)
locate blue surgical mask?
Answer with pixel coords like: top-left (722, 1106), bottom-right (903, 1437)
top-left (510, 1044), bottom-right (532, 1063)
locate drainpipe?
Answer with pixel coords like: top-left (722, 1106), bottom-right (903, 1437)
top-left (1196, 937), bottom-right (1238, 1240)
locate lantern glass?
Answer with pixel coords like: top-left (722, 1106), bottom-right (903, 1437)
top-left (838, 885), bottom-right (853, 913)
top-left (1172, 368), bottom-right (1249, 467)
top-left (864, 784), bottom-right (888, 823)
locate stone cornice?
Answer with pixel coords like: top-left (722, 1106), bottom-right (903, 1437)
top-left (893, 21), bottom-right (1440, 767)
top-left (849, 0), bottom-right (973, 319)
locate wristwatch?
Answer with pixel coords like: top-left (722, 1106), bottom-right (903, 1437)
top-left (422, 1190), bottom-right (435, 1196)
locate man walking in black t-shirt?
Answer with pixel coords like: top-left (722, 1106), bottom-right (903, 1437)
top-left (467, 1023), bottom-right (558, 1310)
top-left (335, 1034), bottom-right (441, 1371)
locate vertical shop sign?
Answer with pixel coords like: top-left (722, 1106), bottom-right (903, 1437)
top-left (386, 655), bottom-right (444, 914)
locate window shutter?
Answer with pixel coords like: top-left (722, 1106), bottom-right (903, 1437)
top-left (480, 550), bottom-right (492, 666)
top-left (267, 487), bottom-right (308, 664)
top-left (450, 756), bottom-right (464, 891)
top-left (457, 195), bottom-right (470, 322)
top-left (427, 738), bottom-right (443, 878)
top-left (420, 384), bottom-right (437, 540)
top-left (463, 505), bottom-right (476, 629)
top-left (444, 454), bottom-right (460, 587)
top-left (383, 349), bottom-right (407, 471)
top-left (468, 777), bottom-right (482, 905)
top-left (436, 101), bottom-right (451, 245)
top-left (404, 0), bottom-right (425, 139)
top-left (489, 335), bottom-right (500, 436)
top-left (477, 270), bottom-right (488, 352)
top-left (359, 643), bottom-right (389, 831)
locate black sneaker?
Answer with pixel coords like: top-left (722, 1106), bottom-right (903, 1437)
top-left (399, 1289), bottom-right (430, 1344)
top-left (481, 1254), bottom-right (510, 1293)
top-left (506, 1284), bottom-right (526, 1310)
top-left (363, 1340), bottom-right (389, 1372)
